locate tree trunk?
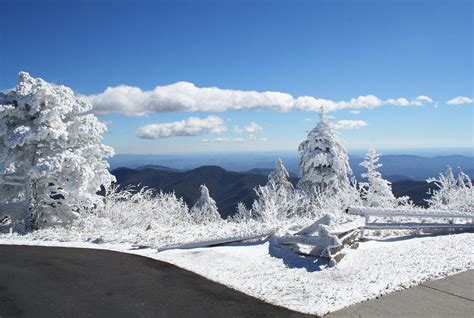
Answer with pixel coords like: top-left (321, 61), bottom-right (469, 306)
top-left (24, 176), bottom-right (37, 232)
top-left (24, 177), bottom-right (32, 232)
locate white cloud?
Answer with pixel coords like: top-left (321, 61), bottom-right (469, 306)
top-left (137, 115), bottom-right (227, 139)
top-left (413, 95), bottom-right (433, 105)
top-left (84, 81), bottom-right (434, 115)
top-left (446, 96), bottom-right (473, 105)
top-left (234, 122), bottom-right (263, 133)
top-left (384, 97), bottom-right (410, 106)
top-left (202, 134), bottom-right (267, 143)
top-left (333, 120), bottom-right (368, 130)
top-left (385, 95), bottom-right (433, 107)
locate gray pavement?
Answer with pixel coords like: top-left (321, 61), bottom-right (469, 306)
top-left (0, 245), bottom-right (308, 318)
top-left (327, 270), bottom-right (474, 318)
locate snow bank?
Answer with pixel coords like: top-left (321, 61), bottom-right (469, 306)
top-left (156, 233), bottom-right (473, 315)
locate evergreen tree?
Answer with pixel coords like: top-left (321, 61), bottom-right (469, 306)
top-left (252, 159), bottom-right (297, 222)
top-left (191, 184), bottom-right (221, 223)
top-left (268, 158), bottom-right (294, 192)
top-left (359, 148), bottom-right (397, 208)
top-left (0, 72), bottom-right (115, 230)
top-left (297, 107), bottom-right (352, 192)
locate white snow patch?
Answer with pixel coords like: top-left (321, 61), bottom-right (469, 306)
top-left (156, 234), bottom-right (473, 315)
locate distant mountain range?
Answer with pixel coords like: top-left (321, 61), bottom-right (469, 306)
top-left (112, 165), bottom-right (284, 219)
top-left (111, 164), bottom-right (440, 218)
top-left (349, 155), bottom-right (474, 182)
top-left (108, 153), bottom-right (474, 182)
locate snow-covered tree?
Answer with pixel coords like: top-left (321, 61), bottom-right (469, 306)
top-left (191, 184), bottom-right (221, 223)
top-left (230, 201), bottom-right (253, 222)
top-left (297, 107), bottom-right (352, 193)
top-left (0, 72), bottom-right (115, 230)
top-left (252, 159), bottom-right (298, 223)
top-left (359, 148), bottom-right (397, 208)
top-left (268, 158), bottom-right (294, 192)
top-left (252, 184), bottom-right (295, 223)
top-left (426, 167), bottom-right (473, 211)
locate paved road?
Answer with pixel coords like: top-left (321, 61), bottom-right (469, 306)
top-left (0, 245), bottom-right (308, 318)
top-left (327, 270), bottom-right (474, 318)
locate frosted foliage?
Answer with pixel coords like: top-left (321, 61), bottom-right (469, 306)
top-left (252, 159), bottom-right (303, 223)
top-left (252, 184), bottom-right (296, 223)
top-left (21, 186), bottom-right (272, 248)
top-left (303, 178), bottom-right (362, 218)
top-left (191, 185), bottom-right (221, 223)
top-left (252, 157), bottom-right (360, 225)
top-left (426, 167), bottom-right (473, 212)
top-left (268, 158), bottom-right (294, 192)
top-left (297, 108), bottom-right (352, 192)
top-left (0, 72), bottom-right (115, 229)
top-left (230, 202), bottom-right (254, 223)
top-left (359, 148), bottom-right (397, 208)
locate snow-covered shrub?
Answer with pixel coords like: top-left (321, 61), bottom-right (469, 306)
top-left (268, 158), bottom-right (294, 192)
top-left (190, 184), bottom-right (221, 223)
top-left (230, 202), bottom-right (254, 223)
top-left (297, 107), bottom-right (352, 193)
top-left (305, 177), bottom-right (361, 218)
top-left (31, 184), bottom-right (271, 248)
top-left (426, 167), bottom-right (473, 212)
top-left (252, 183), bottom-right (296, 223)
top-left (359, 148), bottom-right (398, 208)
top-left (0, 72), bottom-right (115, 230)
top-left (252, 159), bottom-right (300, 223)
top-left (96, 186), bottom-right (193, 229)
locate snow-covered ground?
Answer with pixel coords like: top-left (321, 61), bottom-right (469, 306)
top-left (0, 232), bottom-right (472, 316)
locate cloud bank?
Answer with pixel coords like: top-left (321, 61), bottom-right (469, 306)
top-left (446, 96), bottom-right (473, 105)
top-left (333, 120), bottom-right (368, 130)
top-left (234, 122), bottom-right (263, 133)
top-left (137, 116), bottom-right (226, 139)
top-left (202, 135), bottom-right (267, 143)
top-left (85, 81), bottom-right (434, 115)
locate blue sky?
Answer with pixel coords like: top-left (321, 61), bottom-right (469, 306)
top-left (0, 0), bottom-right (472, 154)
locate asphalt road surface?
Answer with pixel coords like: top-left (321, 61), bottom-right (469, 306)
top-left (0, 245), bottom-right (308, 318)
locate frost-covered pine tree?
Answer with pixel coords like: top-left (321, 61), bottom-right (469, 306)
top-left (252, 158), bottom-right (297, 222)
top-left (359, 148), bottom-right (397, 208)
top-left (297, 107), bottom-right (352, 193)
top-left (426, 167), bottom-right (473, 211)
top-left (0, 72), bottom-right (115, 230)
top-left (267, 158), bottom-right (294, 192)
top-left (230, 201), bottom-right (253, 222)
top-left (191, 184), bottom-right (221, 223)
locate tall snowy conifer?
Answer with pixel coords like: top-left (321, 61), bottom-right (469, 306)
top-left (252, 158), bottom-right (296, 222)
top-left (297, 107), bottom-right (352, 192)
top-left (268, 158), bottom-right (294, 192)
top-left (191, 184), bottom-right (221, 223)
top-left (359, 148), bottom-right (397, 208)
top-left (0, 72), bottom-right (115, 230)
